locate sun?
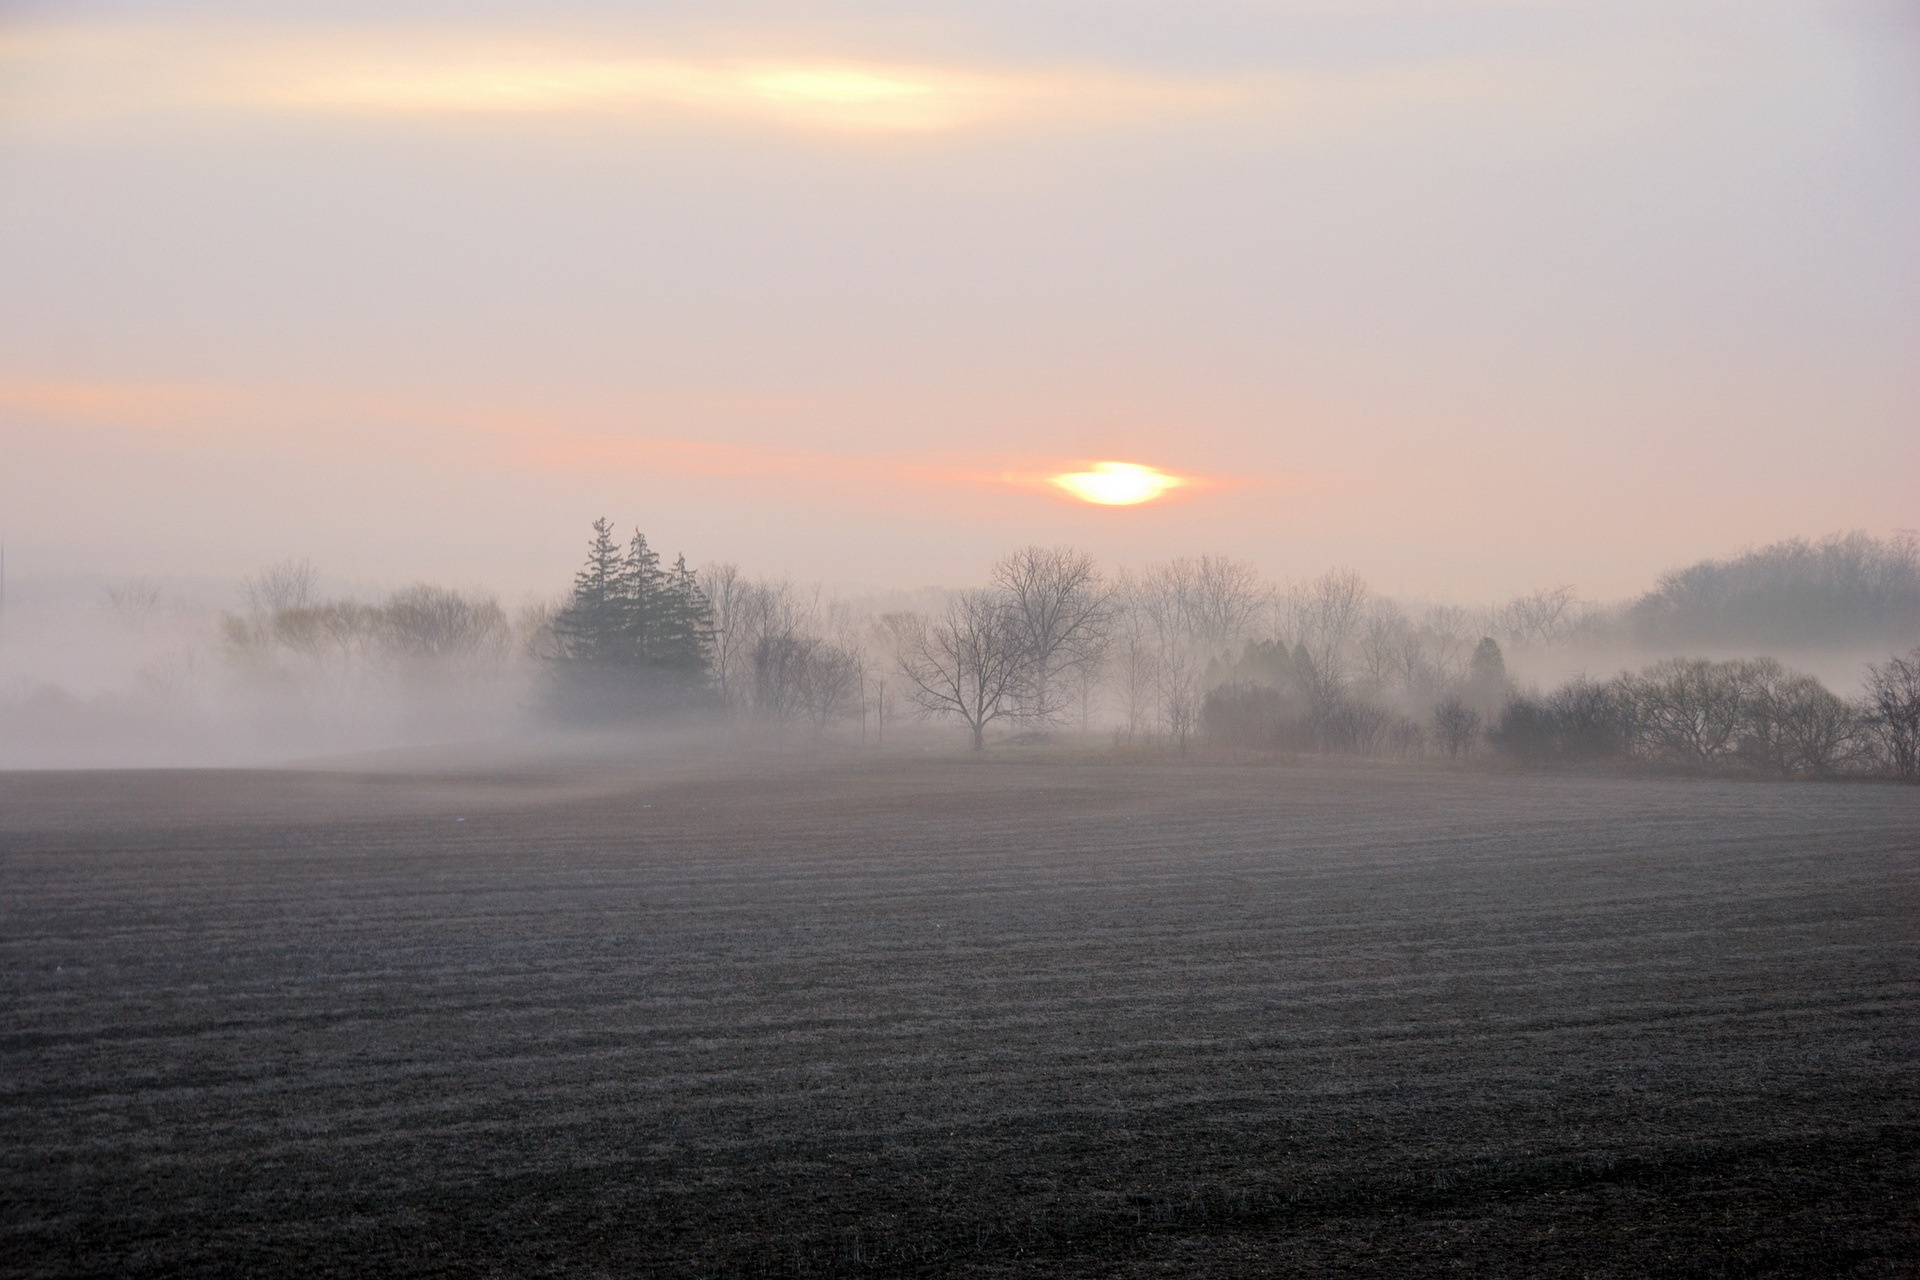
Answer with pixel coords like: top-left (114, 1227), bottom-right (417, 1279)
top-left (1049, 461), bottom-right (1185, 505)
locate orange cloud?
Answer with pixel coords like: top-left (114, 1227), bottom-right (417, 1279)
top-left (0, 378), bottom-right (247, 431)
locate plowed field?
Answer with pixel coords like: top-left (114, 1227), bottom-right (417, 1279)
top-left (3, 754), bottom-right (1916, 1277)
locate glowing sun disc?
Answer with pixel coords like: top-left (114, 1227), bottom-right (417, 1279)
top-left (1050, 460), bottom-right (1183, 505)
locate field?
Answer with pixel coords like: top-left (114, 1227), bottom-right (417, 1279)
top-left (2, 749), bottom-right (1916, 1277)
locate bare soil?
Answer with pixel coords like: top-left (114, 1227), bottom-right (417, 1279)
top-left (2, 752), bottom-right (1916, 1277)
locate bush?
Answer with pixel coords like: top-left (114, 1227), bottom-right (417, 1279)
top-left (1201, 681), bottom-right (1302, 750)
top-left (1490, 678), bottom-right (1631, 767)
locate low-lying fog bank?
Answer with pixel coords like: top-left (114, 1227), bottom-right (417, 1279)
top-left (2, 531), bottom-right (1915, 777)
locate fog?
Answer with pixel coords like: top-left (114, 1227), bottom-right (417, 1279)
top-left (5, 6), bottom-right (1918, 1275)
top-left (2, 530), bottom-right (1913, 773)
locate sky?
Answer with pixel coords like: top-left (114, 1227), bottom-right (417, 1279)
top-left (2, 0), bottom-right (1916, 602)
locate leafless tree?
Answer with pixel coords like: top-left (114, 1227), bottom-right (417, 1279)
top-left (1624, 657), bottom-right (1759, 768)
top-left (865, 615), bottom-right (915, 745)
top-left (1769, 676), bottom-right (1865, 776)
top-left (1495, 585), bottom-right (1578, 647)
top-left (243, 558), bottom-right (318, 615)
top-left (1864, 646), bottom-right (1920, 780)
top-left (750, 632), bottom-right (815, 724)
top-left (797, 640), bottom-right (865, 739)
top-left (516, 599), bottom-right (562, 662)
top-left (992, 546), bottom-right (1115, 732)
top-left (1152, 555), bottom-right (1263, 655)
top-left (703, 573), bottom-right (812, 719)
top-left (380, 585), bottom-right (511, 663)
top-left (1433, 698), bottom-right (1481, 758)
top-left (1728, 659), bottom-right (1849, 776)
top-left (1065, 653), bottom-right (1104, 733)
top-left (700, 562), bottom-right (749, 709)
top-left (1132, 556), bottom-right (1264, 750)
top-left (1416, 605), bottom-right (1476, 686)
top-left (1110, 575), bottom-right (1161, 743)
top-left (1289, 569), bottom-right (1368, 694)
top-left (104, 579), bottom-right (164, 630)
top-left (1136, 575), bottom-right (1200, 750)
top-left (1356, 600), bottom-right (1410, 695)
top-left (1312, 693), bottom-right (1391, 756)
top-left (225, 600), bottom-right (383, 677)
top-left (892, 590), bottom-right (1028, 750)
top-left (1385, 716), bottom-right (1428, 758)
top-left (1257, 583), bottom-right (1301, 651)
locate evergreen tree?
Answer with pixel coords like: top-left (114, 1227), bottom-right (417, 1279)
top-left (547, 520), bottom-right (716, 720)
top-left (1470, 637), bottom-right (1506, 683)
top-left (617, 530), bottom-right (665, 663)
top-left (552, 519), bottom-right (628, 665)
top-left (655, 555), bottom-right (715, 673)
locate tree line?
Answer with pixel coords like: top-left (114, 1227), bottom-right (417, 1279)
top-left (539, 522), bottom-right (1920, 779)
top-left (1488, 652), bottom-right (1920, 778)
top-left (224, 560), bottom-right (517, 676)
top-left (1627, 531), bottom-right (1920, 648)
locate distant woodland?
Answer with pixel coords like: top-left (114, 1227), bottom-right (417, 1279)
top-left (2, 531), bottom-right (1916, 777)
top-left (1628, 532), bottom-right (1920, 648)
top-left (523, 527), bottom-right (1919, 778)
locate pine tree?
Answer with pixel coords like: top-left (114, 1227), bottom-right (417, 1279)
top-left (552, 519), bottom-right (628, 665)
top-left (655, 555), bottom-right (715, 674)
top-left (617, 530), bottom-right (665, 664)
top-left (547, 520), bottom-right (715, 720)
top-left (1470, 637), bottom-right (1506, 683)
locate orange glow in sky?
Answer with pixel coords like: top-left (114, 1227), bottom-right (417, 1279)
top-left (1049, 461), bottom-right (1185, 505)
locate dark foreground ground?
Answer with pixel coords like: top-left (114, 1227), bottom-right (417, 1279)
top-left (2, 750), bottom-right (1916, 1278)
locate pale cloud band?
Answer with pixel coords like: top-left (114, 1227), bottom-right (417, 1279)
top-left (0, 24), bottom-right (1263, 137)
top-left (0, 18), bottom-right (1634, 142)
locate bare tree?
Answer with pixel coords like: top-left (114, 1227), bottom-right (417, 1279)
top-left (892, 591), bottom-right (1028, 750)
top-left (1624, 657), bottom-right (1758, 768)
top-left (1136, 573), bottom-right (1200, 750)
top-left (700, 562), bottom-right (748, 709)
top-left (1133, 556), bottom-right (1264, 750)
top-left (104, 579), bottom-right (164, 630)
top-left (380, 585), bottom-right (511, 664)
top-left (1433, 698), bottom-right (1481, 758)
top-left (750, 631), bottom-right (815, 724)
top-left (1496, 585), bottom-right (1578, 647)
top-left (1289, 569), bottom-right (1368, 694)
top-left (1066, 651), bottom-right (1104, 733)
top-left (1151, 555), bottom-right (1262, 655)
top-left (1111, 575), bottom-right (1161, 743)
top-left (1864, 646), bottom-right (1920, 780)
top-left (1356, 600), bottom-right (1410, 695)
top-left (796, 640), bottom-right (864, 740)
top-left (243, 559), bottom-right (318, 615)
top-left (992, 546), bottom-right (1115, 733)
top-left (1416, 605), bottom-right (1477, 687)
top-left (516, 599), bottom-right (562, 663)
top-left (706, 574), bottom-right (811, 720)
top-left (1770, 676), bottom-right (1865, 776)
top-left (865, 615), bottom-right (916, 745)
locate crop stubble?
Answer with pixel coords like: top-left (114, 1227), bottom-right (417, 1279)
top-left (1, 756), bottom-right (1916, 1277)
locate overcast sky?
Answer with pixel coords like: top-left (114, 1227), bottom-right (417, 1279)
top-left (2, 0), bottom-right (1915, 601)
